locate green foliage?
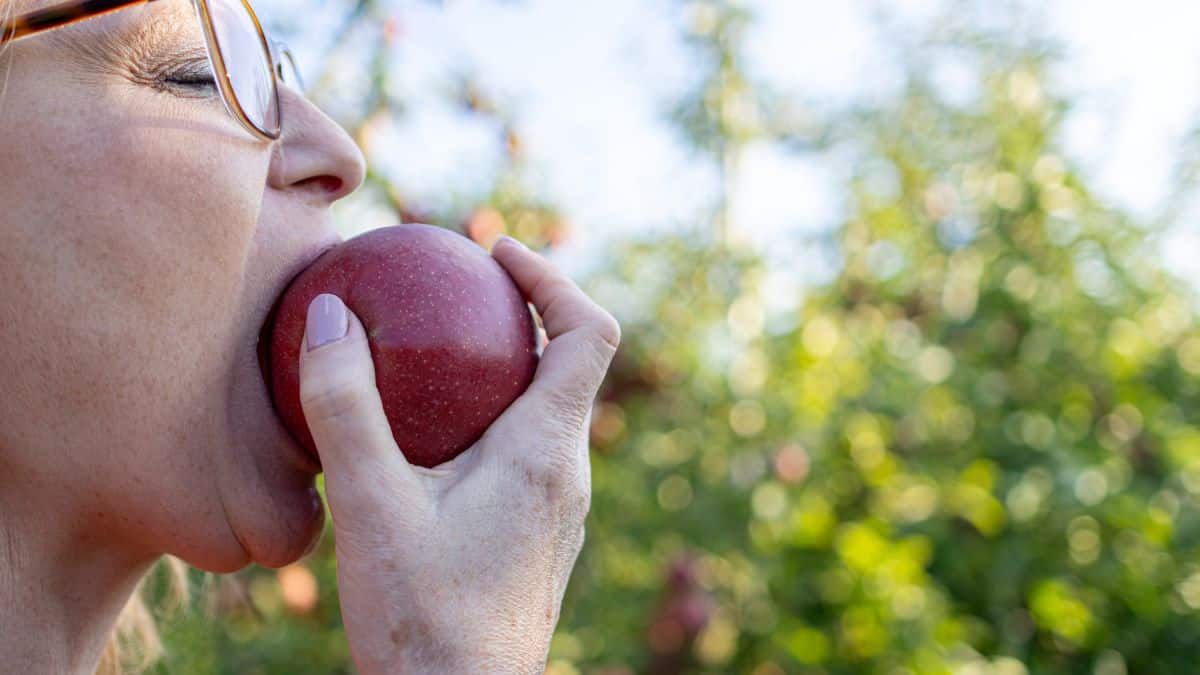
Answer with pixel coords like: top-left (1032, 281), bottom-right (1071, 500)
top-left (154, 2), bottom-right (1200, 674)
top-left (561, 6), bottom-right (1200, 672)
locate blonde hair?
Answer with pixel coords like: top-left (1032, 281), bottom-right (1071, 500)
top-left (94, 556), bottom-right (192, 675)
top-left (0, 0), bottom-right (10, 47)
top-left (1, 0), bottom-right (13, 104)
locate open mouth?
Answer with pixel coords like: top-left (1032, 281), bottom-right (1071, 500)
top-left (253, 240), bottom-right (341, 474)
top-left (256, 241), bottom-right (340, 387)
top-left (255, 276), bottom-right (325, 474)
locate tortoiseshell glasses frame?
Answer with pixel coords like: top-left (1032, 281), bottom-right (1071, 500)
top-left (0, 0), bottom-right (302, 141)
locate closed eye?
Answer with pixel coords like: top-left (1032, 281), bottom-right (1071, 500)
top-left (159, 59), bottom-right (219, 97)
top-left (165, 71), bottom-right (217, 89)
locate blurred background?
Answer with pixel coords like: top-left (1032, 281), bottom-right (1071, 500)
top-left (142, 0), bottom-right (1200, 672)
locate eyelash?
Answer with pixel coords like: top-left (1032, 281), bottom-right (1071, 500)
top-left (161, 65), bottom-right (218, 96)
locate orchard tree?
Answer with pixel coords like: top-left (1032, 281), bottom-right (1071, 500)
top-left (147, 2), bottom-right (1200, 674)
top-left (562, 2), bottom-right (1200, 674)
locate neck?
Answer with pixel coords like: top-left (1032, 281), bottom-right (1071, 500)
top-left (0, 484), bottom-right (158, 675)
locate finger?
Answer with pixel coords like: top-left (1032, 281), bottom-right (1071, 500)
top-left (299, 294), bottom-right (422, 508)
top-left (492, 238), bottom-right (620, 414)
top-left (493, 238), bottom-right (620, 345)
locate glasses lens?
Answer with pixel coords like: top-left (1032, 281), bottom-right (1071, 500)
top-left (267, 37), bottom-right (305, 94)
top-left (208, 0), bottom-right (279, 137)
top-left (278, 48), bottom-right (305, 94)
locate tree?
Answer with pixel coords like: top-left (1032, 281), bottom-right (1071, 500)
top-left (152, 2), bottom-right (1200, 674)
top-left (561, 2), bottom-right (1200, 673)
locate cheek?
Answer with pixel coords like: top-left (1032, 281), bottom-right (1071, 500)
top-left (0, 89), bottom-right (269, 465)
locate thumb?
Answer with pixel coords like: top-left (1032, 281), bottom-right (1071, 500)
top-left (298, 294), bottom-right (421, 509)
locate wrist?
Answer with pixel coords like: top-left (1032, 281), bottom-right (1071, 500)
top-left (353, 620), bottom-right (549, 675)
top-left (357, 648), bottom-right (545, 675)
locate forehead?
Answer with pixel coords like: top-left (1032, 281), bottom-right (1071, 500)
top-left (14, 0), bottom-right (202, 57)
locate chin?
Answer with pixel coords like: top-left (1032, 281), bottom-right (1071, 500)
top-left (237, 484), bottom-right (326, 570)
top-left (214, 428), bottom-right (328, 570)
top-left (208, 353), bottom-right (328, 571)
top-left (185, 279), bottom-right (335, 573)
top-left (175, 474), bottom-right (325, 575)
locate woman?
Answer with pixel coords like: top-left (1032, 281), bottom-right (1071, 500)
top-left (0, 0), bottom-right (620, 672)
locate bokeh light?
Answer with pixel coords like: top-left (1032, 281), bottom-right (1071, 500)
top-left (137, 1), bottom-right (1200, 673)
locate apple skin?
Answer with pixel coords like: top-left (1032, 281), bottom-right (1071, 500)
top-left (265, 224), bottom-right (538, 469)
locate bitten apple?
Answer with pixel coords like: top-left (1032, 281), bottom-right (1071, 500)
top-left (263, 224), bottom-right (538, 468)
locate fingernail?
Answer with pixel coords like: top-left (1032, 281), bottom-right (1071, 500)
top-left (498, 235), bottom-right (528, 250)
top-left (307, 294), bottom-right (348, 352)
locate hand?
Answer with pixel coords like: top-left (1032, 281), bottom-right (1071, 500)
top-left (297, 236), bottom-right (620, 674)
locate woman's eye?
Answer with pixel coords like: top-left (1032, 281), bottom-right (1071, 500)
top-left (159, 63), bottom-right (218, 95)
top-left (166, 71), bottom-right (217, 89)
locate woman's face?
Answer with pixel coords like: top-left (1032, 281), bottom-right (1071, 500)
top-left (0, 0), bottom-right (365, 570)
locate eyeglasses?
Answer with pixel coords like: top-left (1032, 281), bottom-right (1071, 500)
top-left (1, 0), bottom-right (301, 141)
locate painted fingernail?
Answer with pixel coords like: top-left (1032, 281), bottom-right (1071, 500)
top-left (498, 235), bottom-right (529, 250)
top-left (307, 294), bottom-right (348, 352)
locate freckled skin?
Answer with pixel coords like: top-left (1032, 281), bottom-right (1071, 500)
top-left (267, 224), bottom-right (539, 468)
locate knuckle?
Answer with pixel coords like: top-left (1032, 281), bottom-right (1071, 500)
top-left (592, 312), bottom-right (622, 352)
top-left (300, 376), bottom-right (365, 423)
top-left (520, 454), bottom-right (568, 495)
top-left (537, 284), bottom-right (573, 326)
top-left (583, 315), bottom-right (621, 363)
top-left (518, 448), bottom-right (586, 507)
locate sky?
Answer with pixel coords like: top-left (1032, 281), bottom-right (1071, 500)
top-left (260, 0), bottom-right (1200, 288)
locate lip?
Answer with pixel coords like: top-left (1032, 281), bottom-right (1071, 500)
top-left (255, 238), bottom-right (342, 473)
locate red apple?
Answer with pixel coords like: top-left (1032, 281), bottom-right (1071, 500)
top-left (264, 224), bottom-right (538, 468)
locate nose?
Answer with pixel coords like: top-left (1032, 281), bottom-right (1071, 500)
top-left (267, 88), bottom-right (367, 204)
